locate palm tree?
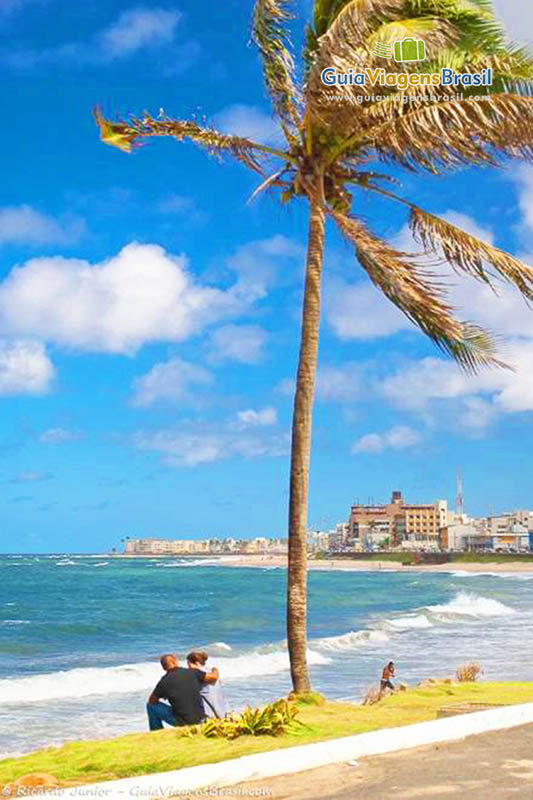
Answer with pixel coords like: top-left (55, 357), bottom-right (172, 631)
top-left (96, 0), bottom-right (533, 694)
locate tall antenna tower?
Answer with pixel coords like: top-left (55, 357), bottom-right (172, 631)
top-left (455, 469), bottom-right (465, 516)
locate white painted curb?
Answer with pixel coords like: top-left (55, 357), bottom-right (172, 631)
top-left (39, 702), bottom-right (533, 799)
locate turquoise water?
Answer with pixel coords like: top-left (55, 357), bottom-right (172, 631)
top-left (1, 554), bottom-right (532, 756)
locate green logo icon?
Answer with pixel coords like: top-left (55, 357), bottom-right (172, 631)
top-left (394, 37), bottom-right (426, 62)
top-left (373, 42), bottom-right (393, 59)
top-left (373, 38), bottom-right (426, 62)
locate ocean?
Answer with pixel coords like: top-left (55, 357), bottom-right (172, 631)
top-left (1, 554), bottom-right (531, 758)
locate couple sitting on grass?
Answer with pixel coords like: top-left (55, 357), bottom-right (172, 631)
top-left (147, 650), bottom-right (229, 731)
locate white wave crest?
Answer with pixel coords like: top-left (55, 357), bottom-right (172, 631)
top-left (313, 629), bottom-right (389, 652)
top-left (0, 648), bottom-right (330, 705)
top-left (385, 614), bottom-right (433, 631)
top-left (452, 571), bottom-right (533, 582)
top-left (427, 591), bottom-right (516, 618)
top-left (155, 559), bottom-right (224, 568)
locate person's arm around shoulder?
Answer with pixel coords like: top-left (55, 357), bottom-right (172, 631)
top-left (193, 667), bottom-right (219, 685)
top-left (203, 666), bottom-right (219, 685)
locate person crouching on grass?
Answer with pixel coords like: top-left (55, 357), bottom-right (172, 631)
top-left (146, 653), bottom-right (218, 730)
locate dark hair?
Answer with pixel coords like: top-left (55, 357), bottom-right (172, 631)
top-left (389, 661), bottom-right (395, 667)
top-left (186, 650), bottom-right (208, 666)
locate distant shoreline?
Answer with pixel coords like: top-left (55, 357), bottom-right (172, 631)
top-left (5, 553), bottom-right (533, 573)
top-left (214, 554), bottom-right (533, 573)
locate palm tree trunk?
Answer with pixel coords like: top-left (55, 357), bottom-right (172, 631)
top-left (287, 178), bottom-right (326, 694)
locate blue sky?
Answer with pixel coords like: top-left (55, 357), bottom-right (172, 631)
top-left (0, 0), bottom-right (532, 553)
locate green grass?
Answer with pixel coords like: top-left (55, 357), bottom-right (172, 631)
top-left (450, 553), bottom-right (533, 563)
top-left (3, 683), bottom-right (533, 787)
top-left (335, 553), bottom-right (533, 565)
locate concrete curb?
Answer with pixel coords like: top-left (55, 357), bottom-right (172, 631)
top-left (43, 702), bottom-right (533, 799)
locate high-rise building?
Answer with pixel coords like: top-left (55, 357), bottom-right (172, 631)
top-left (348, 491), bottom-right (448, 549)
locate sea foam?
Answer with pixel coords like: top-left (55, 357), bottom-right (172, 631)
top-left (313, 629), bottom-right (389, 652)
top-left (0, 648), bottom-right (330, 704)
top-left (427, 591), bottom-right (516, 618)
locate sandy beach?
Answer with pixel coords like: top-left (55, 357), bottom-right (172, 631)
top-left (216, 554), bottom-right (533, 573)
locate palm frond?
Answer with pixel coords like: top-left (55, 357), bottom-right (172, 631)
top-left (306, 0), bottom-right (407, 76)
top-left (94, 109), bottom-right (281, 174)
top-left (252, 0), bottom-right (300, 127)
top-left (361, 93), bottom-right (533, 171)
top-left (410, 206), bottom-right (533, 299)
top-left (332, 210), bottom-right (504, 372)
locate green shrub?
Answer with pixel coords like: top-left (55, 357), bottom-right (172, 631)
top-left (198, 700), bottom-right (301, 740)
top-left (289, 690), bottom-right (326, 707)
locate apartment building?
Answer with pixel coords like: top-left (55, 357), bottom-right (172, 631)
top-left (348, 491), bottom-right (447, 549)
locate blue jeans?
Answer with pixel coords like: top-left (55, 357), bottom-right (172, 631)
top-left (147, 702), bottom-right (177, 731)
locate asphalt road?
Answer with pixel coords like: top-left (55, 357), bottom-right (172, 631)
top-left (228, 723), bottom-right (533, 800)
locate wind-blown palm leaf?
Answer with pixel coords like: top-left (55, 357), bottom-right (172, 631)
top-left (410, 207), bottom-right (533, 298)
top-left (359, 93), bottom-right (533, 171)
top-left (252, 0), bottom-right (300, 127)
top-left (94, 109), bottom-right (275, 174)
top-left (323, 48), bottom-right (533, 166)
top-left (332, 211), bottom-right (503, 371)
top-left (305, 0), bottom-right (408, 88)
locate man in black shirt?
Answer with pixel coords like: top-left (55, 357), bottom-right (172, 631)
top-left (146, 653), bottom-right (216, 730)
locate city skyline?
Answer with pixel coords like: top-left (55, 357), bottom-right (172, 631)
top-left (1, 0), bottom-right (533, 553)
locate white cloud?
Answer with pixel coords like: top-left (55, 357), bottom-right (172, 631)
top-left (236, 407), bottom-right (277, 428)
top-left (133, 419), bottom-right (288, 466)
top-left (208, 324), bottom-right (267, 364)
top-left (98, 7), bottom-right (181, 59)
top-left (317, 362), bottom-right (365, 403)
top-left (0, 236), bottom-right (299, 355)
top-left (379, 339), bottom-right (533, 418)
top-left (512, 165), bottom-right (533, 233)
top-left (0, 340), bottom-right (54, 396)
top-left (278, 362), bottom-right (365, 403)
top-left (0, 243), bottom-right (245, 354)
top-left (352, 426), bottom-right (421, 454)
top-left (10, 470), bottom-right (52, 483)
top-left (156, 194), bottom-right (195, 215)
top-left (214, 104), bottom-right (281, 146)
top-left (325, 277), bottom-right (408, 340)
top-left (0, 206), bottom-right (85, 247)
top-left (4, 6), bottom-right (182, 68)
top-left (132, 357), bottom-right (213, 407)
top-left (38, 427), bottom-right (84, 444)
top-left (227, 235), bottom-right (302, 303)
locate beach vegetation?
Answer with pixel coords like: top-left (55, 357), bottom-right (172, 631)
top-left (3, 683), bottom-right (533, 787)
top-left (95, 1), bottom-right (533, 693)
top-left (196, 699), bottom-right (301, 740)
top-left (456, 662), bottom-right (483, 683)
top-left (290, 690), bottom-right (326, 706)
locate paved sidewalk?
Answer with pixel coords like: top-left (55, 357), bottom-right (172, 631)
top-left (229, 722), bottom-right (533, 799)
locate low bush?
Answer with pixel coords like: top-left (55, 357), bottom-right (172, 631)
top-left (456, 662), bottom-right (482, 683)
top-left (183, 699), bottom-right (302, 741)
top-left (288, 690), bottom-right (326, 707)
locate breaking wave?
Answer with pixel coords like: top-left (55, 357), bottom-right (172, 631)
top-left (426, 591), bottom-right (516, 618)
top-left (312, 629), bottom-right (389, 652)
top-left (0, 648), bottom-right (330, 705)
